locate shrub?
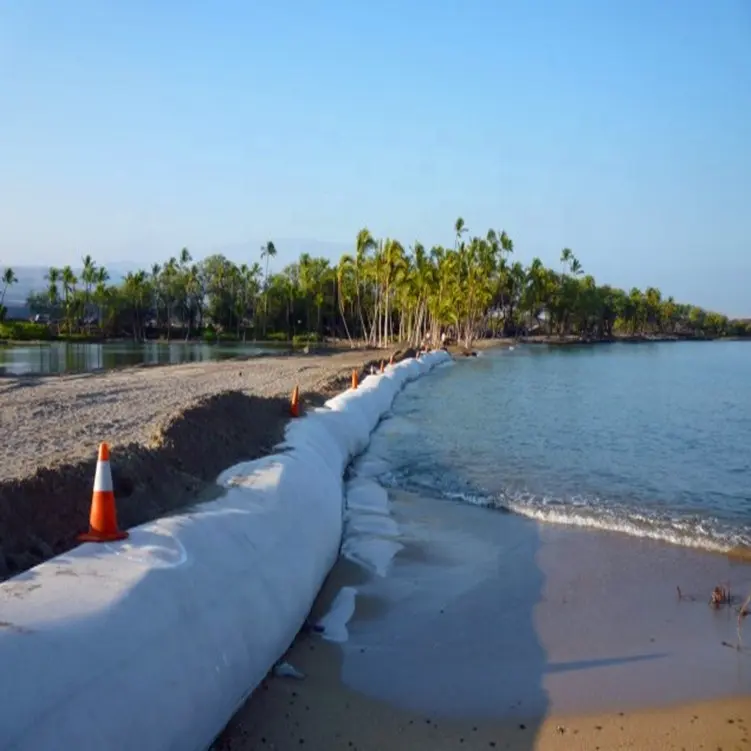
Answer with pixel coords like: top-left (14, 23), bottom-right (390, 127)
top-left (0, 321), bottom-right (53, 341)
top-left (292, 332), bottom-right (321, 346)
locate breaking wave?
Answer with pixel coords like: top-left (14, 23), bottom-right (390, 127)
top-left (380, 469), bottom-right (751, 555)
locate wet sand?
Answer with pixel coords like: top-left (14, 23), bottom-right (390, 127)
top-left (216, 492), bottom-right (751, 749)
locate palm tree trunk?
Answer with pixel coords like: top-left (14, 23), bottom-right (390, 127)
top-left (338, 281), bottom-right (353, 347)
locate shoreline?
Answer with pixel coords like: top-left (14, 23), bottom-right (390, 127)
top-left (475, 333), bottom-right (751, 348)
top-left (215, 491), bottom-right (751, 750)
top-left (3, 332), bottom-right (750, 349)
top-left (0, 348), bottom-right (413, 581)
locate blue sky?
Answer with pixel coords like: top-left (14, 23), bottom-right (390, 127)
top-left (1, 0), bottom-right (749, 314)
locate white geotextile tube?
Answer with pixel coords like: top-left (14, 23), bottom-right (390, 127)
top-left (0, 350), bottom-right (450, 751)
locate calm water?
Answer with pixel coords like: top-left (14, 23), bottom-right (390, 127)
top-left (0, 340), bottom-right (292, 376)
top-left (359, 342), bottom-right (751, 552)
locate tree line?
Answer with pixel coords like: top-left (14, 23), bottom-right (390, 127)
top-left (3, 220), bottom-right (750, 345)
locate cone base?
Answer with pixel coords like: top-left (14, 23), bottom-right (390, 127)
top-left (78, 529), bottom-right (129, 543)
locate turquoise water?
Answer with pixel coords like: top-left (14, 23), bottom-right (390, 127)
top-left (364, 342), bottom-right (751, 552)
top-left (0, 340), bottom-right (292, 376)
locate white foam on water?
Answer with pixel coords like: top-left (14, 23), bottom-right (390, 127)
top-left (387, 470), bottom-right (751, 555)
top-left (0, 351), bottom-right (451, 751)
top-left (504, 499), bottom-right (749, 553)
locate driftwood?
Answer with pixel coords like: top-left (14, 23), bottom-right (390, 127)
top-left (710, 584), bottom-right (730, 608)
top-left (678, 582), bottom-right (751, 654)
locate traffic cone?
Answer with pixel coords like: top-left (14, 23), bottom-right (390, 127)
top-left (351, 369), bottom-right (359, 389)
top-left (379, 360), bottom-right (385, 373)
top-left (290, 385), bottom-right (300, 418)
top-left (78, 443), bottom-right (128, 543)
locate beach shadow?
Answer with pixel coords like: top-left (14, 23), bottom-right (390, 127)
top-left (322, 360), bottom-right (547, 747)
top-left (358, 495), bottom-right (551, 726)
top-left (546, 653), bottom-right (667, 674)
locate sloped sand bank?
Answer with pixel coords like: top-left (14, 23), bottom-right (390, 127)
top-left (0, 349), bottom-right (401, 580)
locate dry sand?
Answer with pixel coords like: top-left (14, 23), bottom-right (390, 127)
top-left (215, 491), bottom-right (751, 750)
top-left (0, 348), bottom-right (397, 580)
top-left (214, 645), bottom-right (750, 751)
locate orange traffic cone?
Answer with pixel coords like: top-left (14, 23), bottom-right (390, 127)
top-left (79, 443), bottom-right (128, 543)
top-left (351, 369), bottom-right (359, 389)
top-left (290, 385), bottom-right (300, 418)
top-left (379, 360), bottom-right (385, 373)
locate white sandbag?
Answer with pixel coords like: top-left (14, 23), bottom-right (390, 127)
top-left (0, 351), bottom-right (450, 751)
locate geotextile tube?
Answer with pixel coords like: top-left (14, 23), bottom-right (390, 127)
top-left (0, 351), bottom-right (450, 751)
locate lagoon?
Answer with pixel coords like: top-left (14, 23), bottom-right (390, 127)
top-left (0, 340), bottom-right (292, 376)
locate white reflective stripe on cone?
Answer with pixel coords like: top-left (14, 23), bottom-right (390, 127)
top-left (93, 461), bottom-right (114, 492)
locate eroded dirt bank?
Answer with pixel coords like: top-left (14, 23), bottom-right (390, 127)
top-left (0, 349), bottom-right (410, 580)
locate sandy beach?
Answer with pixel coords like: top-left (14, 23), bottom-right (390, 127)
top-left (0, 348), bottom-right (390, 580)
top-left (215, 491), bottom-right (751, 750)
top-left (3, 342), bottom-right (749, 749)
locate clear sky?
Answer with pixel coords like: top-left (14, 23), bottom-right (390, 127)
top-left (1, 0), bottom-right (749, 314)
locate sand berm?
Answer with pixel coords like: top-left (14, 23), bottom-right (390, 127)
top-left (0, 347), bottom-right (412, 582)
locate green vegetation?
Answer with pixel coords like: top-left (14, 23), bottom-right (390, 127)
top-left (3, 222), bottom-right (750, 346)
top-left (0, 267), bottom-right (19, 323)
top-left (0, 321), bottom-right (52, 342)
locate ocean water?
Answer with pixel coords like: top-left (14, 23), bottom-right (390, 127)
top-left (356, 342), bottom-right (751, 553)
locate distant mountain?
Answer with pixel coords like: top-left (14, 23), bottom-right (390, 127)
top-left (213, 237), bottom-right (351, 268)
top-left (1, 238), bottom-right (351, 306)
top-left (1, 264), bottom-right (136, 305)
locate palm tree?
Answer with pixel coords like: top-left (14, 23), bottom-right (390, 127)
top-left (43, 267), bottom-right (61, 330)
top-left (353, 228), bottom-right (376, 342)
top-left (92, 266), bottom-right (109, 328)
top-left (123, 271), bottom-right (148, 341)
top-left (560, 248), bottom-right (573, 275)
top-left (298, 252), bottom-right (314, 332)
top-left (160, 257), bottom-right (178, 340)
top-left (25, 222), bottom-right (743, 346)
top-left (80, 254), bottom-right (98, 331)
top-left (336, 256), bottom-right (356, 347)
top-left (260, 241), bottom-right (277, 337)
top-left (454, 217), bottom-right (467, 250)
top-left (150, 263), bottom-right (162, 329)
top-left (0, 267), bottom-right (18, 321)
top-left (60, 265), bottom-right (78, 333)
